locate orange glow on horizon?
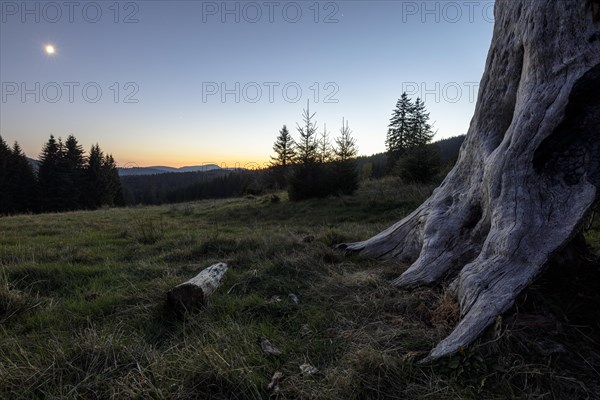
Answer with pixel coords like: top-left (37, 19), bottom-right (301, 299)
top-left (116, 157), bottom-right (272, 170)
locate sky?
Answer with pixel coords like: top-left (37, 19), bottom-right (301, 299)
top-left (0, 0), bottom-right (495, 168)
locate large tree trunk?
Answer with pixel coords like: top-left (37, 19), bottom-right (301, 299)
top-left (341, 0), bottom-right (600, 362)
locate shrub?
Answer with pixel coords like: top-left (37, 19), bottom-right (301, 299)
top-left (288, 163), bottom-right (329, 201)
top-left (132, 216), bottom-right (165, 244)
top-left (288, 161), bottom-right (360, 201)
top-left (332, 160), bottom-right (359, 196)
top-left (394, 145), bottom-right (440, 183)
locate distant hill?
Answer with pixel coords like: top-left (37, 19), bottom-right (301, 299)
top-left (25, 158), bottom-right (232, 177)
top-left (118, 164), bottom-right (226, 176)
top-left (27, 158), bottom-right (40, 172)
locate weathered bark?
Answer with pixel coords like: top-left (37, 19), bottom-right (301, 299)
top-left (340, 0), bottom-right (600, 362)
top-left (167, 263), bottom-right (228, 313)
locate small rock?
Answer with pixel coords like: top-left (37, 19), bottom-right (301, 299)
top-left (534, 338), bottom-right (566, 356)
top-left (270, 194), bottom-right (281, 204)
top-left (302, 235), bottom-right (315, 243)
top-left (288, 293), bottom-right (299, 304)
top-left (257, 337), bottom-right (283, 356)
top-left (401, 351), bottom-right (428, 363)
top-left (84, 292), bottom-right (99, 301)
top-left (299, 363), bottom-right (319, 376)
top-left (300, 324), bottom-right (312, 337)
top-left (267, 371), bottom-right (283, 392)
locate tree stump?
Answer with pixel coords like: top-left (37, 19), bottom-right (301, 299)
top-left (340, 0), bottom-right (600, 362)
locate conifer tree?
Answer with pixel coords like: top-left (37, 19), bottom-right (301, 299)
top-left (0, 136), bottom-right (12, 213)
top-left (64, 135), bottom-right (85, 169)
top-left (386, 92), bottom-right (414, 164)
top-left (394, 97), bottom-right (438, 182)
top-left (386, 94), bottom-right (438, 180)
top-left (289, 101), bottom-right (325, 200)
top-left (317, 124), bottom-right (333, 164)
top-left (295, 100), bottom-right (319, 164)
top-left (334, 118), bottom-right (358, 162)
top-left (65, 136), bottom-right (85, 183)
top-left (102, 154), bottom-right (124, 206)
top-left (408, 98), bottom-right (434, 148)
top-left (59, 135), bottom-right (86, 209)
top-left (271, 125), bottom-right (296, 167)
top-left (38, 135), bottom-right (70, 211)
top-left (333, 118), bottom-right (360, 195)
top-left (6, 142), bottom-right (38, 213)
top-left (82, 144), bottom-right (104, 209)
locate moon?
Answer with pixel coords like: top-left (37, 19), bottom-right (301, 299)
top-left (45, 45), bottom-right (56, 55)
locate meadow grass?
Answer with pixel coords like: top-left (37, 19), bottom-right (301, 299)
top-left (1, 178), bottom-right (599, 399)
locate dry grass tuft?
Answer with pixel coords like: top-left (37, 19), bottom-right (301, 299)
top-left (430, 289), bottom-right (460, 328)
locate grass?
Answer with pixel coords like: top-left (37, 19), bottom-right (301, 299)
top-left (0, 177), bottom-right (599, 399)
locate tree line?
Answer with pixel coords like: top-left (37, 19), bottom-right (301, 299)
top-left (0, 135), bottom-right (123, 215)
top-left (270, 101), bottom-right (360, 200)
top-left (1, 94), bottom-right (457, 212)
top-left (270, 94), bottom-right (443, 201)
top-left (120, 169), bottom-right (268, 205)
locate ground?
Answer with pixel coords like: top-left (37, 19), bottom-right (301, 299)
top-left (1, 178), bottom-right (599, 399)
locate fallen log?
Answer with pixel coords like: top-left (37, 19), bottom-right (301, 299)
top-left (167, 262), bottom-right (228, 313)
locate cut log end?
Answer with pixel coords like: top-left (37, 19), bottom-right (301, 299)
top-left (167, 283), bottom-right (208, 312)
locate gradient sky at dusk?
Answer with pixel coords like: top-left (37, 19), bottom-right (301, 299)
top-left (1, 1), bottom-right (495, 167)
